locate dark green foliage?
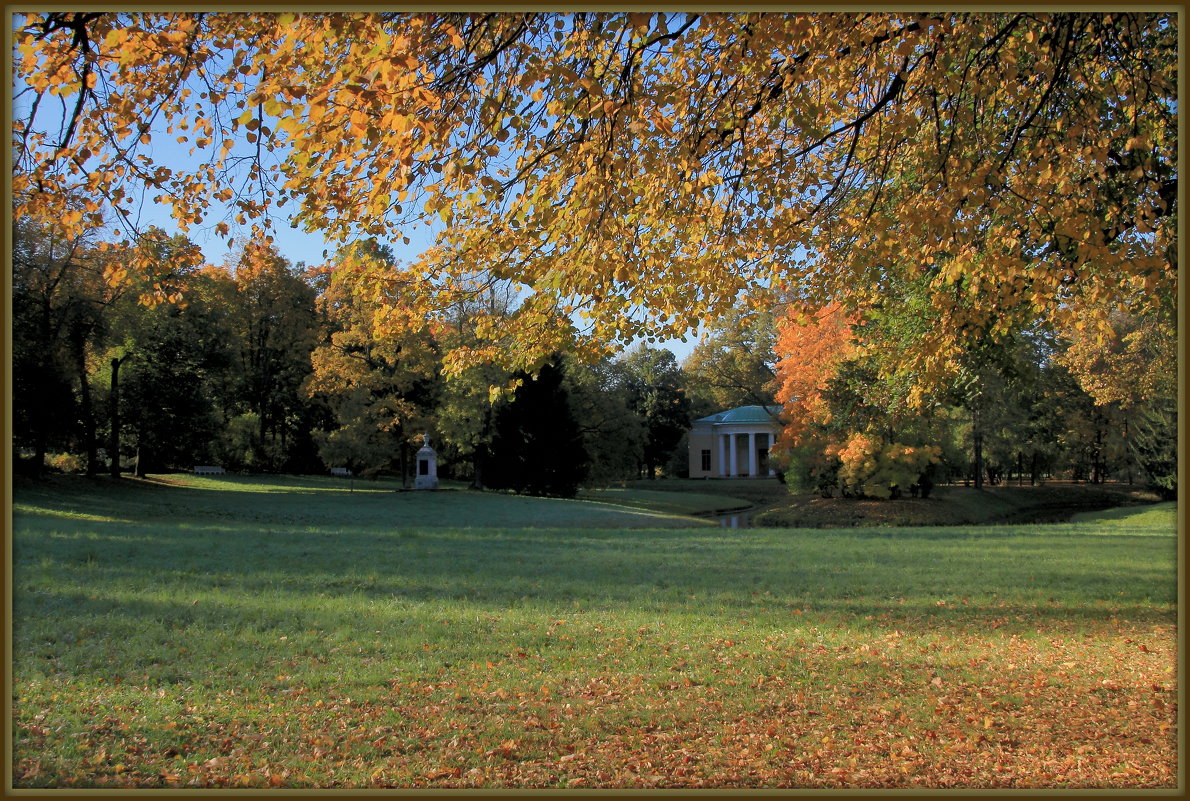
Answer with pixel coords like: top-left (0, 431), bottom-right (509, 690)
top-left (682, 308), bottom-right (778, 419)
top-left (219, 246), bottom-right (322, 472)
top-left (484, 355), bottom-right (590, 497)
top-left (11, 220), bottom-right (90, 473)
top-left (622, 345), bottom-right (692, 478)
top-left (562, 356), bottom-right (645, 485)
top-left (1128, 402), bottom-right (1178, 500)
top-left (119, 299), bottom-right (233, 474)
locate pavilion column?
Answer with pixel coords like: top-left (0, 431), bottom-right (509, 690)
top-left (748, 431), bottom-right (758, 477)
top-left (729, 433), bottom-right (738, 477)
top-left (718, 434), bottom-right (728, 477)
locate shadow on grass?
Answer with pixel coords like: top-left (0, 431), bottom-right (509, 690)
top-left (15, 522), bottom-right (1176, 649)
top-left (12, 476), bottom-right (1177, 687)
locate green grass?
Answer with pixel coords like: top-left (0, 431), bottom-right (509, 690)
top-left (1068, 501), bottom-right (1178, 528)
top-left (578, 486), bottom-right (752, 516)
top-left (10, 474), bottom-right (1179, 789)
top-left (620, 477), bottom-right (790, 508)
top-left (12, 473), bottom-right (723, 531)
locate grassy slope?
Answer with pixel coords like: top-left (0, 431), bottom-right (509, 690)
top-left (10, 475), bottom-right (1179, 789)
top-left (577, 487), bottom-right (753, 516)
top-left (12, 473), bottom-right (724, 531)
top-left (753, 482), bottom-right (1163, 528)
top-left (618, 477), bottom-right (791, 508)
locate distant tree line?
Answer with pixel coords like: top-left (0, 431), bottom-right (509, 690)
top-left (11, 222), bottom-right (718, 497)
top-left (13, 218), bottom-right (1173, 500)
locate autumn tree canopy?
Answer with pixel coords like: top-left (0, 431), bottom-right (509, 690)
top-left (13, 11), bottom-right (1177, 381)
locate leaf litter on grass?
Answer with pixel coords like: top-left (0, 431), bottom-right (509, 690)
top-left (13, 612), bottom-right (1177, 789)
top-left (11, 475), bottom-right (1178, 788)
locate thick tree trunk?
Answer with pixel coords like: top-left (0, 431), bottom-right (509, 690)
top-left (471, 454), bottom-right (484, 491)
top-left (32, 436), bottom-right (47, 479)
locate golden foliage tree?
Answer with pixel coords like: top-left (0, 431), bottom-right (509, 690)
top-left (303, 243), bottom-right (441, 478)
top-left (13, 12), bottom-right (1177, 379)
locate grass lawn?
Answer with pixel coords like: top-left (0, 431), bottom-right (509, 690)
top-left (10, 474), bottom-right (1179, 788)
top-left (578, 486), bottom-right (753, 517)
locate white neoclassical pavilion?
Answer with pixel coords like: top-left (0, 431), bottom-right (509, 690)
top-left (687, 405), bottom-right (783, 478)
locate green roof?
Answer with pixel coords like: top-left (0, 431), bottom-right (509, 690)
top-left (694, 405), bottom-right (782, 425)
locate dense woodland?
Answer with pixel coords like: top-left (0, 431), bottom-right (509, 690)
top-left (12, 223), bottom-right (699, 494)
top-left (12, 217), bottom-right (1175, 500)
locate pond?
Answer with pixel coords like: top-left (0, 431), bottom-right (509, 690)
top-left (714, 509), bottom-right (752, 528)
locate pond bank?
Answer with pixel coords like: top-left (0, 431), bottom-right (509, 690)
top-left (752, 482), bottom-right (1164, 528)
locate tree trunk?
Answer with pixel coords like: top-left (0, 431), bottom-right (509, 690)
top-left (1091, 425), bottom-right (1104, 484)
top-left (472, 453), bottom-right (484, 491)
top-left (74, 334), bottom-right (98, 477)
top-left (32, 436), bottom-right (47, 479)
top-left (973, 430), bottom-right (984, 489)
top-left (258, 391), bottom-right (268, 449)
top-left (1123, 416), bottom-right (1133, 484)
top-left (108, 356), bottom-right (125, 478)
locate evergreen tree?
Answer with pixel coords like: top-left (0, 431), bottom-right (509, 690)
top-left (484, 355), bottom-right (589, 498)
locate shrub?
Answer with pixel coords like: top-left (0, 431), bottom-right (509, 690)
top-left (831, 434), bottom-right (942, 499)
top-left (45, 452), bottom-right (85, 474)
top-left (1149, 471), bottom-right (1177, 501)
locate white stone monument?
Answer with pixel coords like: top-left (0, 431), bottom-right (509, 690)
top-left (414, 433), bottom-right (439, 490)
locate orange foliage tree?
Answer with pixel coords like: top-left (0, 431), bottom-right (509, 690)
top-left (772, 302), bottom-right (856, 451)
top-left (773, 303), bottom-right (946, 499)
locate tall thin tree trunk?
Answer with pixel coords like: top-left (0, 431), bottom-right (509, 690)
top-left (472, 452), bottom-right (484, 491)
top-left (1123, 416), bottom-right (1133, 484)
top-left (109, 356), bottom-right (123, 478)
top-left (33, 434), bottom-right (47, 479)
top-left (973, 430), bottom-right (984, 489)
top-left (74, 334), bottom-right (98, 477)
top-left (400, 437), bottom-right (408, 489)
top-left (472, 406), bottom-right (494, 491)
top-left (1092, 425), bottom-right (1104, 484)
